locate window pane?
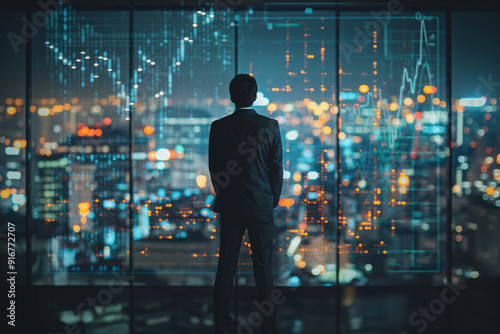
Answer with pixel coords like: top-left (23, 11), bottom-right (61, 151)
top-left (339, 12), bottom-right (447, 284)
top-left (32, 286), bottom-right (130, 333)
top-left (131, 8), bottom-right (235, 285)
top-left (340, 286), bottom-right (448, 333)
top-left (238, 9), bottom-right (338, 286)
top-left (0, 10), bottom-right (27, 284)
top-left (31, 9), bottom-right (130, 284)
top-left (237, 286), bottom-right (338, 333)
top-left (134, 286), bottom-right (213, 333)
top-left (451, 12), bottom-right (500, 284)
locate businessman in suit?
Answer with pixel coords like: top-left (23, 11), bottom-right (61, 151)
top-left (209, 74), bottom-right (283, 334)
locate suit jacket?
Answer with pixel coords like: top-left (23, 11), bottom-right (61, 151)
top-left (208, 108), bottom-right (283, 216)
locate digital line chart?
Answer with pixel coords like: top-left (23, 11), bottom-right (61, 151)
top-left (339, 15), bottom-right (446, 275)
top-left (340, 17), bottom-right (445, 183)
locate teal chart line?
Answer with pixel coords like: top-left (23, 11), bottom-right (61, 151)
top-left (342, 18), bottom-right (439, 185)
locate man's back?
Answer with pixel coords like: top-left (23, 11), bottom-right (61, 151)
top-left (212, 74), bottom-right (280, 334)
top-left (208, 108), bottom-right (283, 216)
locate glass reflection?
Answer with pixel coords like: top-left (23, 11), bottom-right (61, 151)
top-left (451, 12), bottom-right (500, 284)
top-left (238, 10), bottom-right (338, 286)
top-left (31, 9), bottom-right (130, 284)
top-left (340, 286), bottom-right (448, 333)
top-left (0, 10), bottom-right (27, 283)
top-left (339, 13), bottom-right (447, 284)
top-left (10, 6), bottom-right (497, 288)
top-left (131, 9), bottom-right (235, 284)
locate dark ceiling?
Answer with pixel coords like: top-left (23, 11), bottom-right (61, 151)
top-left (1, 0), bottom-right (500, 11)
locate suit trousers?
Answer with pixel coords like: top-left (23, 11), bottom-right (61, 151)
top-left (213, 212), bottom-right (277, 334)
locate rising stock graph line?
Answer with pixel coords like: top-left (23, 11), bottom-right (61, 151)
top-left (34, 8), bottom-right (446, 281)
top-left (338, 15), bottom-right (445, 275)
top-left (342, 17), bottom-right (440, 183)
top-left (43, 7), bottom-right (229, 112)
top-left (347, 19), bottom-right (436, 148)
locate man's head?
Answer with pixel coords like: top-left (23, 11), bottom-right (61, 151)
top-left (229, 74), bottom-right (258, 108)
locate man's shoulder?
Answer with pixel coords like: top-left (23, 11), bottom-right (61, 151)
top-left (210, 115), bottom-right (229, 127)
top-left (211, 112), bottom-right (278, 128)
top-left (254, 112), bottom-right (277, 123)
top-left (256, 114), bottom-right (279, 130)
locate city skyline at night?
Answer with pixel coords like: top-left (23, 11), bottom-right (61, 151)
top-left (0, 6), bottom-right (499, 288)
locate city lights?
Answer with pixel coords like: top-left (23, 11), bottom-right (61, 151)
top-left (0, 7), bottom-right (497, 291)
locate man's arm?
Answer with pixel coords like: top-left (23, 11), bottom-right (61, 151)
top-left (268, 120), bottom-right (283, 208)
top-left (208, 121), bottom-right (220, 195)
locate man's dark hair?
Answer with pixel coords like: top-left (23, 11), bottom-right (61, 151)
top-left (229, 74), bottom-right (258, 108)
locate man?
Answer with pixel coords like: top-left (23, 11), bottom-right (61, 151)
top-left (209, 74), bottom-right (283, 334)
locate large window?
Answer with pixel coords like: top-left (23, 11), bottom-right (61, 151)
top-left (237, 10), bottom-right (338, 285)
top-left (1, 6), bottom-right (498, 289)
top-left (451, 12), bottom-right (500, 283)
top-left (2, 4), bottom-right (500, 334)
top-left (131, 9), bottom-right (235, 285)
top-left (0, 10), bottom-right (27, 284)
top-left (339, 13), bottom-right (447, 285)
top-left (31, 10), bottom-right (131, 284)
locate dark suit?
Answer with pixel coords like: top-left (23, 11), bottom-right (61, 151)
top-left (209, 108), bottom-right (283, 334)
